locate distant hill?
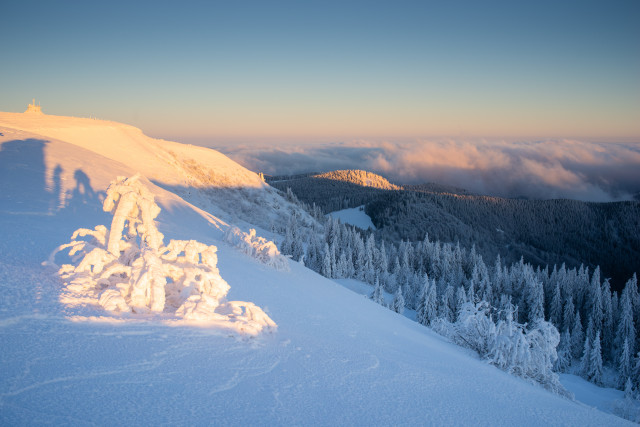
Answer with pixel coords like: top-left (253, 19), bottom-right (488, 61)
top-left (268, 169), bottom-right (401, 212)
top-left (312, 170), bottom-right (401, 190)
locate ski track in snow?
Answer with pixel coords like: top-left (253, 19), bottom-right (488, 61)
top-left (0, 314), bottom-right (51, 328)
top-left (208, 357), bottom-right (282, 395)
top-left (1, 358), bottom-right (163, 399)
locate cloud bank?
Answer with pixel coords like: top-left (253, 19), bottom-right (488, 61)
top-left (216, 139), bottom-right (640, 202)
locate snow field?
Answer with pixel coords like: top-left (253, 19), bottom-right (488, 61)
top-left (328, 205), bottom-right (376, 230)
top-left (0, 114), bottom-right (632, 425)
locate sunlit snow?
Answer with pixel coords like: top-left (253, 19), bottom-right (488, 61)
top-left (0, 112), bottom-right (631, 425)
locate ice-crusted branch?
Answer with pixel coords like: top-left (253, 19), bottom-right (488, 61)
top-left (51, 175), bottom-right (276, 335)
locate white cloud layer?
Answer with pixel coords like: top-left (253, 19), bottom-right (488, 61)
top-left (217, 139), bottom-right (640, 201)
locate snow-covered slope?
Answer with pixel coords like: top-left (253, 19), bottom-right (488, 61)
top-left (0, 112), bottom-right (311, 234)
top-left (0, 112), bottom-right (263, 189)
top-left (0, 112), bottom-right (630, 425)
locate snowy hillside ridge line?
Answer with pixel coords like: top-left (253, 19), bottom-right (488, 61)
top-left (0, 111), bottom-right (266, 190)
top-left (0, 113), bottom-right (316, 249)
top-left (46, 175), bottom-right (276, 335)
top-left (224, 226), bottom-right (289, 271)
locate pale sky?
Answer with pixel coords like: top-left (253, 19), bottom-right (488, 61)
top-left (2, 0), bottom-right (639, 142)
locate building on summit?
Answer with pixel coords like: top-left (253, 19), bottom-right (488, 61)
top-left (25, 99), bottom-right (43, 114)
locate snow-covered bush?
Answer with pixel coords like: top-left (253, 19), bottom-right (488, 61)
top-left (488, 305), bottom-right (527, 374)
top-left (224, 226), bottom-right (289, 271)
top-left (450, 301), bottom-right (496, 356)
top-left (433, 301), bottom-right (568, 396)
top-left (524, 321), bottom-right (567, 396)
top-left (50, 175), bottom-right (276, 335)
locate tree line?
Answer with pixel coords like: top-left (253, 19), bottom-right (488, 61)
top-left (269, 170), bottom-right (640, 292)
top-left (277, 194), bottom-right (640, 398)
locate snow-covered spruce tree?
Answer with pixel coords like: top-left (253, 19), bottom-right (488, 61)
top-left (526, 275), bottom-right (545, 325)
top-left (426, 280), bottom-right (438, 325)
top-left (329, 242), bottom-right (337, 279)
top-left (336, 252), bottom-right (349, 279)
top-left (549, 283), bottom-right (563, 329)
top-left (467, 274), bottom-right (476, 303)
top-left (612, 292), bottom-right (619, 324)
top-left (588, 267), bottom-right (603, 323)
top-left (439, 284), bottom-right (455, 322)
top-left (416, 278), bottom-right (429, 325)
top-left (619, 338), bottom-right (633, 388)
top-left (584, 315), bottom-right (596, 347)
top-left (370, 276), bottom-right (385, 306)
top-left (280, 221), bottom-right (293, 257)
top-left (321, 243), bottom-right (332, 278)
top-left (571, 312), bottom-right (585, 360)
top-left (618, 285), bottom-right (636, 359)
top-left (416, 275), bottom-right (437, 326)
top-left (455, 286), bottom-right (468, 319)
top-left (52, 175), bottom-right (276, 335)
top-left (563, 297), bottom-right (575, 337)
top-left (580, 336), bottom-right (592, 379)
top-left (554, 329), bottom-right (572, 373)
top-left (392, 286), bottom-right (405, 315)
top-left (587, 331), bottom-right (604, 386)
top-left (288, 214), bottom-right (305, 262)
top-left (601, 279), bottom-right (614, 362)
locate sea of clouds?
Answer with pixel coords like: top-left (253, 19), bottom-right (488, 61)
top-left (216, 139), bottom-right (640, 202)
